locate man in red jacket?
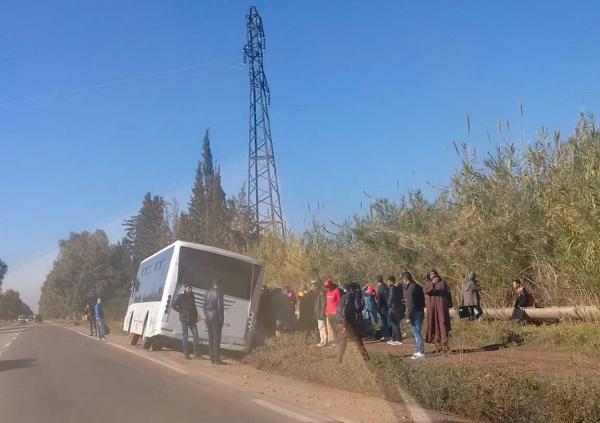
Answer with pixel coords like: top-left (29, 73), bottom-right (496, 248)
top-left (324, 279), bottom-right (341, 346)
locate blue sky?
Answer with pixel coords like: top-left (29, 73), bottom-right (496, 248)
top-left (2, 0), bottom-right (600, 308)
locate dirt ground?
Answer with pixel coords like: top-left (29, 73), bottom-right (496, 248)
top-left (66, 320), bottom-right (468, 423)
top-left (363, 336), bottom-right (600, 380)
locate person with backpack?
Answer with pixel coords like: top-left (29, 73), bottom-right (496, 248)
top-left (204, 279), bottom-right (225, 365)
top-left (336, 282), bottom-right (368, 364)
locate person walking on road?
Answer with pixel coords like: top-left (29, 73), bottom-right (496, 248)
top-left (424, 269), bottom-right (452, 353)
top-left (95, 298), bottom-right (106, 340)
top-left (462, 272), bottom-right (482, 320)
top-left (402, 272), bottom-right (426, 359)
top-left (204, 279), bottom-right (225, 365)
top-left (313, 281), bottom-right (328, 347)
top-left (172, 284), bottom-right (200, 360)
top-left (84, 303), bottom-right (96, 336)
top-left (387, 276), bottom-right (405, 346)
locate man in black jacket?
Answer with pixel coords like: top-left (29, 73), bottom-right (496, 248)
top-left (313, 281), bottom-right (328, 347)
top-left (171, 284), bottom-right (200, 360)
top-left (376, 276), bottom-right (390, 341)
top-left (402, 272), bottom-right (426, 359)
top-left (204, 279), bottom-right (225, 365)
top-left (387, 276), bottom-right (405, 346)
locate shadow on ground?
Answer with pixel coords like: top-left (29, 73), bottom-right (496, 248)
top-left (0, 358), bottom-right (38, 372)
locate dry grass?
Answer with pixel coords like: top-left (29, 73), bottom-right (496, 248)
top-left (245, 324), bottom-right (600, 423)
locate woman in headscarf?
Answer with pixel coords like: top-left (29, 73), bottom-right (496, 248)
top-left (462, 271), bottom-right (481, 321)
top-left (424, 269), bottom-right (453, 353)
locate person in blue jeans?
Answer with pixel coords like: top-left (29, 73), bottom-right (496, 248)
top-left (95, 298), bottom-right (106, 340)
top-left (171, 284), bottom-right (200, 359)
top-left (402, 272), bottom-right (425, 359)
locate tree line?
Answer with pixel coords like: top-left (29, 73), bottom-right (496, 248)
top-left (39, 114), bottom-right (600, 319)
top-left (0, 258), bottom-right (34, 320)
top-left (39, 130), bottom-right (253, 318)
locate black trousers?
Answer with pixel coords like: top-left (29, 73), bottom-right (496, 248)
top-left (88, 318), bottom-right (96, 335)
top-left (206, 317), bottom-right (223, 363)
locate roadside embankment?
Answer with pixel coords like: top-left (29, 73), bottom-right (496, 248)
top-left (244, 322), bottom-right (600, 423)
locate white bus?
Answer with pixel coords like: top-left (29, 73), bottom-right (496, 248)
top-left (123, 241), bottom-right (264, 354)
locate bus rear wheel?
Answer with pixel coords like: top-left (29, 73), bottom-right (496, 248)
top-left (128, 332), bottom-right (140, 345)
top-left (150, 337), bottom-right (163, 351)
top-left (141, 334), bottom-right (152, 350)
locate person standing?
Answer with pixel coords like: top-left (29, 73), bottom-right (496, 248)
top-left (423, 269), bottom-right (452, 353)
top-left (95, 298), bottom-right (106, 340)
top-left (402, 272), bottom-right (425, 359)
top-left (336, 283), bottom-right (369, 364)
top-left (84, 303), bottom-right (97, 336)
top-left (172, 284), bottom-right (200, 360)
top-left (298, 282), bottom-right (317, 331)
top-left (273, 287), bottom-right (295, 335)
top-left (363, 285), bottom-right (378, 325)
top-left (204, 279), bottom-right (225, 365)
top-left (313, 281), bottom-right (328, 347)
top-left (325, 279), bottom-right (341, 346)
top-left (462, 272), bottom-right (482, 321)
top-left (376, 276), bottom-right (390, 341)
top-left (387, 276), bottom-right (405, 346)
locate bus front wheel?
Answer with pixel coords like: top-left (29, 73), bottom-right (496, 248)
top-left (128, 332), bottom-right (140, 345)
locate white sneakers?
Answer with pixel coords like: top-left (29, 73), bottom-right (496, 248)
top-left (386, 340), bottom-right (403, 346)
top-left (316, 341), bottom-right (326, 347)
top-left (411, 351), bottom-right (425, 359)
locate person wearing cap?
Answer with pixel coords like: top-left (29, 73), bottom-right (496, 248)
top-left (172, 284), bottom-right (200, 359)
top-left (313, 281), bottom-right (328, 346)
top-left (204, 278), bottom-right (225, 364)
top-left (324, 279), bottom-right (341, 346)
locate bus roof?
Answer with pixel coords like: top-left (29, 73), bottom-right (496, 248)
top-left (139, 240), bottom-right (265, 267)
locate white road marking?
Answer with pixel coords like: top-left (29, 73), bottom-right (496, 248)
top-left (396, 386), bottom-right (432, 423)
top-left (106, 342), bottom-right (189, 375)
top-left (251, 399), bottom-right (320, 423)
top-left (61, 326), bottom-right (189, 375)
top-left (4, 342), bottom-right (11, 347)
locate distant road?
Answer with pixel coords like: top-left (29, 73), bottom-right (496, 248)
top-left (0, 323), bottom-right (334, 423)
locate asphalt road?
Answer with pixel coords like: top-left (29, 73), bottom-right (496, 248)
top-left (0, 323), bottom-right (334, 423)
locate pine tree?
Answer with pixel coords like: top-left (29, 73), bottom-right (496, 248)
top-left (122, 192), bottom-right (171, 269)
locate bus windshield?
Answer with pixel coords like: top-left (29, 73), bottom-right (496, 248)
top-left (177, 247), bottom-right (260, 300)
